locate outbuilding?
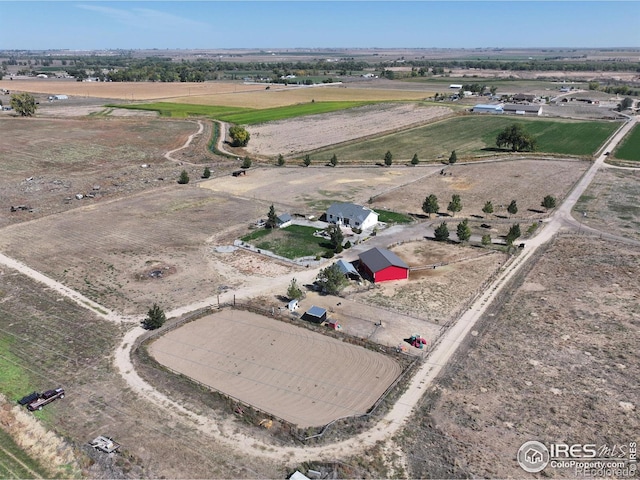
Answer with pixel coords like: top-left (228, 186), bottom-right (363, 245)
top-left (326, 202), bottom-right (378, 230)
top-left (473, 103), bottom-right (504, 114)
top-left (503, 104), bottom-right (541, 116)
top-left (358, 247), bottom-right (409, 283)
top-left (301, 306), bottom-right (327, 324)
top-left (277, 213), bottom-right (292, 228)
top-left (335, 259), bottom-right (361, 279)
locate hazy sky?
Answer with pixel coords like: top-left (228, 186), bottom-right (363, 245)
top-left (2, 1), bottom-right (639, 50)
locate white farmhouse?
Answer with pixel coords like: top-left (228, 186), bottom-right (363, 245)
top-left (326, 202), bottom-right (378, 230)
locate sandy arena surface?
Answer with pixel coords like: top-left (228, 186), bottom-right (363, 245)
top-left (148, 309), bottom-right (402, 427)
top-left (245, 104), bottom-right (452, 156)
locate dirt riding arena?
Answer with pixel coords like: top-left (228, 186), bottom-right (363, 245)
top-left (148, 309), bottom-right (402, 427)
top-left (245, 104), bottom-right (452, 156)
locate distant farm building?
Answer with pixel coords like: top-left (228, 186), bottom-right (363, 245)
top-left (302, 306), bottom-right (327, 324)
top-left (473, 103), bottom-right (504, 114)
top-left (358, 247), bottom-right (409, 283)
top-left (512, 93), bottom-right (536, 102)
top-left (48, 94), bottom-right (68, 101)
top-left (449, 84), bottom-right (463, 89)
top-left (326, 203), bottom-right (378, 230)
top-left (503, 104), bottom-right (542, 116)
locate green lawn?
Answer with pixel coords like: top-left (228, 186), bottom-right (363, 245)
top-left (614, 124), bottom-right (640, 161)
top-left (108, 101), bottom-right (369, 125)
top-left (311, 116), bottom-right (620, 162)
top-left (242, 225), bottom-right (333, 259)
top-left (376, 209), bottom-right (413, 224)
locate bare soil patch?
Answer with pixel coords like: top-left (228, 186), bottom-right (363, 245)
top-left (200, 165), bottom-right (440, 215)
top-left (148, 309), bottom-right (402, 427)
top-left (0, 188), bottom-right (274, 315)
top-left (574, 167), bottom-right (640, 242)
top-left (401, 236), bottom-right (640, 478)
top-left (245, 104), bottom-right (452, 156)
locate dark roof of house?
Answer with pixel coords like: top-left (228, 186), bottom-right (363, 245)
top-left (277, 213), bottom-right (292, 223)
top-left (326, 203), bottom-right (377, 223)
top-left (358, 247), bottom-right (409, 273)
top-left (305, 306), bottom-right (327, 318)
top-left (503, 103), bottom-right (541, 112)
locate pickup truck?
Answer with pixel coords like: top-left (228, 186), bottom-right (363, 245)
top-left (27, 388), bottom-right (65, 411)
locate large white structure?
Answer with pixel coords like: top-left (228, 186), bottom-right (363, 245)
top-left (325, 202), bottom-right (378, 230)
top-left (473, 103), bottom-right (504, 114)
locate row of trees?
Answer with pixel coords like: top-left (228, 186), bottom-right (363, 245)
top-left (423, 194), bottom-right (555, 219)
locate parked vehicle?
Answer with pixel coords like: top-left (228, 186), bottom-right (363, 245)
top-left (27, 388), bottom-right (65, 411)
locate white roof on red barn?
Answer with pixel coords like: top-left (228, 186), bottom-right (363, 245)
top-left (358, 247), bottom-right (408, 273)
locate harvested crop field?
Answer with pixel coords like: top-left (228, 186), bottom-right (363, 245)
top-left (371, 158), bottom-right (589, 221)
top-left (0, 187), bottom-right (273, 315)
top-left (245, 104), bottom-right (452, 156)
top-left (574, 167), bottom-right (640, 242)
top-left (401, 235), bottom-right (640, 478)
top-left (148, 309), bottom-right (402, 427)
top-left (0, 79), bottom-right (288, 101)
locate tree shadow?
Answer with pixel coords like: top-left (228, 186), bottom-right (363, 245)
top-left (470, 214), bottom-right (484, 219)
top-left (528, 208), bottom-right (545, 214)
top-left (495, 214), bottom-right (509, 219)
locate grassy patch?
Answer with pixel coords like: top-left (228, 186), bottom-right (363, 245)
top-left (0, 429), bottom-right (50, 479)
top-left (240, 228), bottom-right (272, 242)
top-left (247, 225), bottom-right (332, 259)
top-left (0, 337), bottom-right (34, 402)
top-left (614, 124), bottom-right (640, 161)
top-left (376, 209), bottom-right (413, 224)
top-left (108, 101), bottom-right (369, 125)
top-left (316, 116), bottom-right (620, 161)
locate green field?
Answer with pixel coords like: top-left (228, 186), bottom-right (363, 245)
top-left (110, 101), bottom-right (369, 125)
top-left (614, 124), bottom-right (640, 161)
top-left (242, 225), bottom-right (333, 259)
top-left (310, 116), bottom-right (620, 162)
top-left (0, 428), bottom-right (50, 479)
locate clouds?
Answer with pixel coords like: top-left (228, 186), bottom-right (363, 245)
top-left (76, 3), bottom-right (208, 31)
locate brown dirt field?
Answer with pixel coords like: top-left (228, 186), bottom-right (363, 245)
top-left (371, 158), bottom-right (590, 222)
top-left (0, 79), bottom-right (288, 101)
top-left (401, 235), bottom-right (640, 478)
top-left (574, 167), bottom-right (640, 242)
top-left (357, 241), bottom-right (508, 324)
top-left (0, 187), bottom-right (279, 315)
top-left (148, 309), bottom-right (402, 427)
top-left (245, 104), bottom-right (452, 156)
top-left (200, 165), bottom-right (440, 214)
top-left (0, 117), bottom-right (218, 227)
top-left (168, 84), bottom-right (434, 109)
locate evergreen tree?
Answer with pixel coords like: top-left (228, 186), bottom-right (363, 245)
top-left (447, 194), bottom-right (462, 217)
top-left (277, 154), bottom-right (285, 166)
top-left (482, 201), bottom-right (494, 216)
top-left (457, 219), bottom-right (471, 243)
top-left (449, 150), bottom-right (457, 164)
top-left (287, 278), bottom-right (304, 300)
top-left (178, 170), bottom-right (190, 184)
top-left (266, 205), bottom-right (278, 229)
top-left (542, 195), bottom-right (557, 210)
top-left (202, 166), bottom-right (211, 179)
top-left (422, 194), bottom-right (439, 218)
top-left (434, 222), bottom-right (449, 241)
top-left (142, 303), bottom-right (166, 330)
top-left (330, 154), bottom-right (338, 167)
top-left (411, 153), bottom-right (419, 166)
top-left (507, 200), bottom-right (518, 217)
top-left (303, 154), bottom-right (311, 167)
top-left (384, 150), bottom-right (393, 166)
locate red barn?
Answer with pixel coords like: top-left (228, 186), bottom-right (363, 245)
top-left (358, 247), bottom-right (409, 283)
